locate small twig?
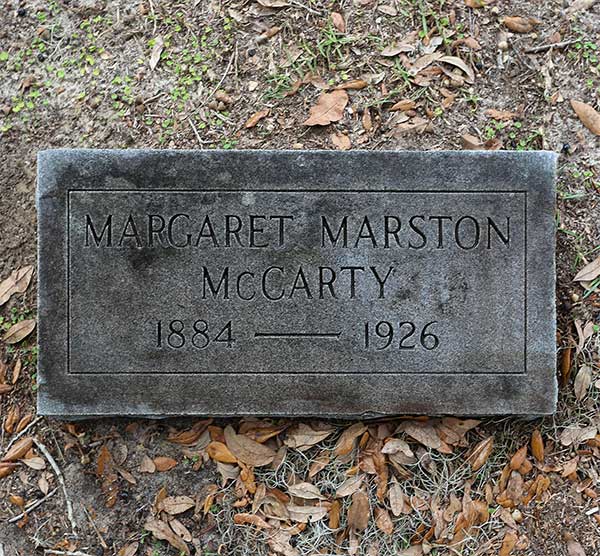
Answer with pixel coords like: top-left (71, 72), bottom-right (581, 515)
top-left (2, 416), bottom-right (43, 455)
top-left (44, 551), bottom-right (95, 556)
top-left (288, 0), bottom-right (323, 15)
top-left (82, 505), bottom-right (108, 549)
top-left (525, 39), bottom-right (578, 54)
top-left (32, 437), bottom-right (78, 537)
top-left (188, 117), bottom-right (203, 146)
top-left (7, 488), bottom-right (58, 523)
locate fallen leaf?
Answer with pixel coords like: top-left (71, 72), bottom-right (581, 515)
top-left (303, 90), bottom-right (348, 126)
top-left (566, 0), bottom-right (598, 14)
top-left (21, 456), bottom-right (46, 470)
top-left (149, 36), bottom-right (164, 71)
top-left (145, 518), bottom-right (189, 555)
top-left (0, 384), bottom-right (12, 396)
top-left (224, 425), bottom-right (276, 467)
top-left (153, 456), bottom-right (178, 472)
top-left (288, 482), bottom-right (326, 500)
top-left (233, 512), bottom-right (272, 529)
top-left (331, 132), bottom-right (351, 150)
top-left (257, 0), bottom-right (290, 7)
top-left (207, 441), bottom-right (237, 463)
top-left (381, 44), bottom-right (415, 56)
top-left (485, 108), bottom-right (518, 121)
top-left (286, 504), bottom-right (328, 523)
top-left (397, 421), bottom-right (450, 452)
top-left (140, 454), bottom-right (156, 473)
top-left (570, 100), bottom-right (600, 135)
top-left (574, 365), bottom-right (592, 400)
top-left (331, 12), bottom-right (345, 33)
top-left (117, 542), bottom-right (139, 556)
top-left (531, 429), bottom-right (544, 463)
top-left (503, 16), bottom-right (539, 34)
top-left (3, 319), bottom-right (36, 344)
top-left (566, 537), bottom-right (587, 556)
top-left (11, 359), bottom-right (22, 384)
top-left (159, 496), bottom-right (195, 515)
top-left (3, 437), bottom-right (33, 461)
top-left (348, 490), bottom-right (370, 532)
top-left (375, 507), bottom-right (393, 534)
top-left (38, 476), bottom-right (49, 495)
top-left (388, 479), bottom-right (406, 516)
top-left (390, 99), bottom-right (416, 112)
top-left (336, 475), bottom-right (364, 498)
top-left (0, 462), bottom-right (18, 478)
top-left (329, 499), bottom-right (341, 529)
top-left (438, 55), bottom-right (475, 83)
top-left (335, 79), bottom-right (368, 90)
top-left (0, 266), bottom-right (34, 307)
top-left (382, 438), bottom-right (414, 457)
top-left (574, 254), bottom-right (600, 282)
top-left (167, 419), bottom-right (212, 445)
top-left (467, 436), bottom-right (494, 471)
top-left (509, 446), bottom-right (528, 470)
top-left (267, 528), bottom-right (300, 556)
top-left (465, 0), bottom-right (486, 7)
top-left (245, 109), bottom-right (270, 129)
top-left (560, 425), bottom-right (597, 447)
top-left (334, 422), bottom-right (367, 456)
top-left (284, 423), bottom-right (334, 451)
top-left (499, 530), bottom-right (518, 556)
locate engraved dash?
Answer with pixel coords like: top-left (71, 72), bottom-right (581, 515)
top-left (254, 332), bottom-right (341, 339)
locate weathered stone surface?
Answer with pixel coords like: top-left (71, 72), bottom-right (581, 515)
top-left (37, 149), bottom-right (557, 417)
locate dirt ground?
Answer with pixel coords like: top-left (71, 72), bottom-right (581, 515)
top-left (0, 0), bottom-right (599, 555)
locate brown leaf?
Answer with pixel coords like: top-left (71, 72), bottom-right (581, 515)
top-left (574, 365), bottom-right (592, 400)
top-left (467, 436), bottom-right (494, 471)
top-left (561, 347), bottom-right (573, 386)
top-left (144, 518), bottom-right (189, 555)
top-left (286, 504), bottom-right (328, 523)
top-left (335, 79), bottom-right (368, 90)
top-left (531, 429), bottom-right (544, 463)
top-left (348, 490), bottom-right (370, 532)
top-left (334, 422), bottom-right (367, 456)
top-left (167, 419), bottom-right (212, 445)
top-left (159, 495), bottom-right (195, 515)
top-left (149, 36), bottom-right (164, 71)
top-left (3, 437), bottom-right (33, 461)
top-left (284, 423), bottom-right (334, 451)
top-left (560, 425), bottom-right (597, 446)
top-left (381, 44), bottom-right (415, 56)
top-left (153, 456), bottom-right (178, 472)
top-left (499, 530), bottom-right (518, 556)
top-left (5, 405), bottom-right (19, 434)
top-left (335, 475), bottom-right (364, 498)
top-left (375, 507), bottom-right (394, 534)
top-left (257, 0), bottom-right (289, 7)
top-left (140, 454), bottom-right (156, 473)
top-left (566, 0), bottom-right (598, 14)
top-left (485, 108), bottom-right (518, 121)
top-left (233, 512), bottom-right (272, 529)
top-left (0, 266), bottom-right (34, 307)
top-left (397, 421), bottom-right (451, 453)
top-left (570, 100), bottom-right (600, 135)
top-left (267, 529), bottom-right (300, 556)
top-left (207, 441), bottom-right (237, 463)
top-left (465, 0), bottom-right (486, 7)
top-left (245, 109), bottom-right (270, 129)
top-left (566, 537), bottom-right (587, 556)
top-left (303, 90), bottom-right (348, 126)
top-left (11, 359), bottom-right (22, 384)
top-left (117, 542), bottom-right (139, 556)
top-left (509, 445), bottom-right (528, 470)
top-left (503, 16), bottom-right (539, 33)
top-left (331, 132), bottom-right (351, 150)
top-left (3, 319), bottom-right (36, 344)
top-left (574, 254), bottom-right (600, 282)
top-left (0, 384), bottom-right (13, 396)
top-left (331, 12), bottom-right (345, 33)
top-left (388, 478), bottom-right (406, 517)
top-left (224, 425), bottom-right (276, 467)
top-left (22, 456), bottom-right (46, 470)
top-left (0, 462), bottom-right (18, 478)
top-left (288, 482), bottom-right (326, 500)
top-left (438, 55), bottom-right (475, 83)
top-left (389, 99), bottom-right (416, 112)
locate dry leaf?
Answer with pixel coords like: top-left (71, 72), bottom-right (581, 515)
top-left (574, 365), bottom-right (592, 400)
top-left (0, 266), bottom-right (34, 307)
top-left (559, 425), bottom-right (597, 446)
top-left (22, 456), bottom-right (46, 470)
top-left (257, 0), bottom-right (290, 7)
top-left (388, 479), bottom-right (405, 516)
top-left (288, 482), bottom-right (326, 500)
top-left (11, 359), bottom-right (22, 384)
top-left (574, 254), bottom-right (600, 282)
top-left (397, 421), bottom-right (450, 452)
top-left (503, 16), bottom-right (539, 34)
top-left (467, 437), bottom-right (494, 471)
top-left (375, 507), bottom-right (393, 534)
top-left (570, 100), bottom-right (600, 135)
top-left (118, 542), bottom-right (139, 556)
top-left (140, 454), bottom-right (156, 473)
top-left (465, 0), bottom-right (486, 7)
top-left (509, 445), bottom-right (528, 470)
top-left (0, 384), bottom-right (13, 396)
top-left (3, 437), bottom-right (33, 461)
top-left (286, 504), bottom-right (328, 523)
top-left (224, 425), bottom-right (276, 467)
top-left (0, 462), bottom-right (18, 478)
top-left (531, 429), bottom-right (544, 463)
top-left (4, 319), bottom-right (36, 344)
top-left (438, 55), bottom-right (475, 83)
top-left (566, 0), bottom-right (598, 14)
top-left (245, 109), bottom-right (270, 129)
top-left (149, 36), bottom-right (164, 70)
top-left (159, 496), bottom-right (195, 515)
top-left (284, 423), bottom-right (334, 451)
top-left (303, 90), bottom-right (348, 126)
top-left (144, 518), bottom-right (189, 555)
top-left (233, 512), bottom-right (272, 529)
top-left (331, 12), bottom-right (345, 33)
top-left (207, 441), bottom-right (237, 463)
top-left (331, 132), bottom-right (351, 150)
top-left (335, 79), bottom-right (368, 90)
top-left (499, 530), bottom-right (518, 556)
top-left (389, 99), bottom-right (416, 112)
top-left (336, 475), bottom-right (364, 498)
top-left (267, 529), bottom-right (300, 556)
top-left (38, 475), bottom-right (50, 495)
top-left (153, 456), bottom-right (178, 472)
top-left (381, 44), bottom-right (415, 56)
top-left (334, 422), bottom-right (367, 456)
top-left (167, 419), bottom-right (212, 445)
top-left (382, 438), bottom-right (414, 457)
top-left (329, 499), bottom-right (341, 529)
top-left (485, 108), bottom-right (518, 121)
top-left (566, 537), bottom-right (587, 556)
top-left (348, 490), bottom-right (370, 532)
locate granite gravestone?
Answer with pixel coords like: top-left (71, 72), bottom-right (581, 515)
top-left (37, 149), bottom-right (557, 417)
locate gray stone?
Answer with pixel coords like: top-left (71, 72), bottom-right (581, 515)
top-left (37, 149), bottom-right (557, 417)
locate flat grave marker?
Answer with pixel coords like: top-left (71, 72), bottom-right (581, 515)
top-left (37, 149), bottom-right (557, 417)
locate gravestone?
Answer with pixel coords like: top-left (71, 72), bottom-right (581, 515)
top-left (37, 149), bottom-right (557, 417)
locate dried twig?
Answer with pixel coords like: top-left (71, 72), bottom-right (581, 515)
top-left (8, 488), bottom-right (58, 523)
top-left (32, 437), bottom-right (78, 536)
top-left (44, 551), bottom-right (95, 556)
top-left (82, 505), bottom-right (108, 549)
top-left (525, 39), bottom-right (578, 53)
